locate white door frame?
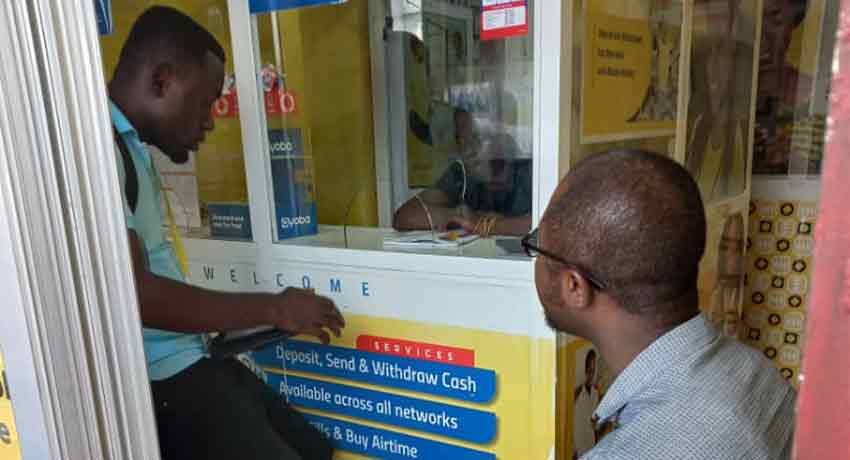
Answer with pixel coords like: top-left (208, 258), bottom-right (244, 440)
top-left (0, 1), bottom-right (159, 458)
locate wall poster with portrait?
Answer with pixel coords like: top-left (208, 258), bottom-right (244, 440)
top-left (685, 0), bottom-right (760, 204)
top-left (557, 338), bottom-right (615, 460)
top-left (698, 204), bottom-right (749, 338)
top-left (753, 0), bottom-right (834, 176)
top-left (686, 1), bottom-right (759, 340)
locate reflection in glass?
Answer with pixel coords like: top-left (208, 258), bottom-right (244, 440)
top-left (394, 106), bottom-right (532, 236)
top-left (393, 2), bottom-right (534, 237)
top-left (686, 0), bottom-right (756, 202)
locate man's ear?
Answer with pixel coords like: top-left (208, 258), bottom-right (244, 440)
top-left (558, 269), bottom-right (594, 310)
top-left (150, 62), bottom-right (178, 98)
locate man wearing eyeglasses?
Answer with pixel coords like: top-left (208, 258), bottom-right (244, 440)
top-left (525, 150), bottom-right (795, 459)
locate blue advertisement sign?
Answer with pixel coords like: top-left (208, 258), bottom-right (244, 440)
top-left (306, 414), bottom-right (496, 460)
top-left (250, 0), bottom-right (347, 15)
top-left (268, 373), bottom-right (497, 444)
top-left (253, 340), bottom-right (498, 403)
top-left (268, 129), bottom-right (318, 240)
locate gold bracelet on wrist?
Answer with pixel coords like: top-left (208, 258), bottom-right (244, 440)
top-left (473, 216), bottom-right (485, 235)
top-left (487, 216), bottom-right (498, 238)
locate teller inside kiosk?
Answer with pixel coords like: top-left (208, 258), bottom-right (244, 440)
top-left (95, 0), bottom-right (833, 459)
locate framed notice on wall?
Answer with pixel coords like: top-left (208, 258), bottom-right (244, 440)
top-left (580, 0), bottom-right (682, 143)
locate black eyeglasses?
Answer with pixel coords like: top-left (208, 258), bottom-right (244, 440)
top-left (522, 228), bottom-right (607, 290)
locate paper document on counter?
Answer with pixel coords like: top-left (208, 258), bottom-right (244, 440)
top-left (382, 231), bottom-right (480, 249)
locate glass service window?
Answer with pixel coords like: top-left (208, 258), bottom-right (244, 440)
top-left (100, 1), bottom-right (254, 241)
top-left (252, 1), bottom-right (535, 257)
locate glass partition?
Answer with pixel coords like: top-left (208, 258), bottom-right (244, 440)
top-left (251, 1), bottom-right (536, 253)
top-left (101, 1), bottom-right (254, 241)
top-left (394, 4), bottom-right (535, 238)
top-left (254, 3), bottom-right (377, 241)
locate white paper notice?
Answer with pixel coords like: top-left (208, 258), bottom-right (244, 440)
top-left (148, 145), bottom-right (202, 230)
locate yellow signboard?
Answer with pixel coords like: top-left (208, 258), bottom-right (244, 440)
top-left (581, 0), bottom-right (680, 143)
top-left (0, 351), bottom-right (21, 460)
top-left (253, 313), bottom-right (556, 460)
top-left (556, 338), bottom-right (614, 460)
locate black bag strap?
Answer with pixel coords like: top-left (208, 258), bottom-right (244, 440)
top-left (113, 127), bottom-right (139, 213)
top-left (209, 329), bottom-right (291, 360)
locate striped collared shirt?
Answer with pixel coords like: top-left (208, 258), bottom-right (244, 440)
top-left (584, 314), bottom-right (796, 460)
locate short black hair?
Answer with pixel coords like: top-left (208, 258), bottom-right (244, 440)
top-left (114, 6), bottom-right (225, 79)
top-left (545, 150), bottom-right (706, 325)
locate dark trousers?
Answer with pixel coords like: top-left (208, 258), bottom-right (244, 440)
top-left (151, 358), bottom-right (333, 460)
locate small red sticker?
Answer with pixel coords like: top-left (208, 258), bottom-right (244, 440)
top-left (212, 92), bottom-right (239, 119)
top-left (265, 88), bottom-right (298, 115)
top-left (481, 0), bottom-right (528, 41)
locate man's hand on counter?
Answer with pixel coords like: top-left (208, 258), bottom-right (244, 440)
top-left (266, 288), bottom-right (345, 344)
top-left (129, 230), bottom-right (346, 339)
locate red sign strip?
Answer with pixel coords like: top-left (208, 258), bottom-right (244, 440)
top-left (481, 0), bottom-right (528, 41)
top-left (356, 335), bottom-right (475, 367)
